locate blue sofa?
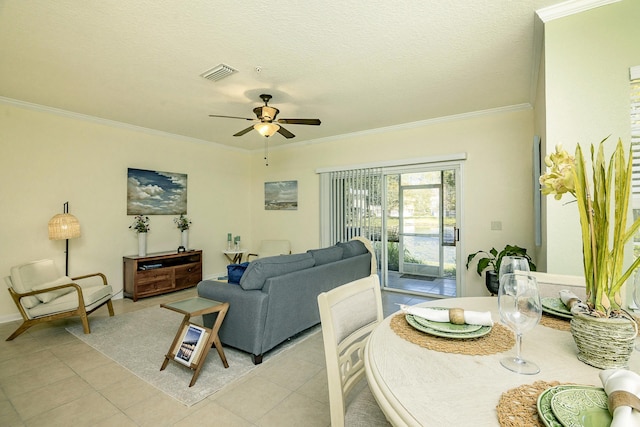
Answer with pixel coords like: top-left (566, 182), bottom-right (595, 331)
top-left (197, 239), bottom-right (375, 364)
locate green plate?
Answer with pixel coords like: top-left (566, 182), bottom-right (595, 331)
top-left (542, 297), bottom-right (573, 319)
top-left (412, 307), bottom-right (483, 334)
top-left (550, 387), bottom-right (611, 427)
top-left (405, 314), bottom-right (491, 339)
top-left (537, 385), bottom-right (597, 427)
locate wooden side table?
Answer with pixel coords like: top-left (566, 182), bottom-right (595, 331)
top-left (160, 297), bottom-right (229, 387)
top-left (222, 250), bottom-right (246, 264)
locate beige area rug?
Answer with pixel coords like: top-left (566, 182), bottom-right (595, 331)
top-left (66, 306), bottom-right (319, 406)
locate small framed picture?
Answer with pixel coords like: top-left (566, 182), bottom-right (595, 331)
top-left (173, 323), bottom-right (209, 367)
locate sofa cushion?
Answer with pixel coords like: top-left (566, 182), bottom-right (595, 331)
top-left (336, 240), bottom-right (368, 259)
top-left (32, 276), bottom-right (75, 303)
top-left (307, 246), bottom-right (344, 266)
top-left (227, 262), bottom-right (249, 285)
top-left (240, 253), bottom-right (315, 290)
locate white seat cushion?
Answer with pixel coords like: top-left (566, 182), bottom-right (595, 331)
top-left (27, 284), bottom-right (113, 319)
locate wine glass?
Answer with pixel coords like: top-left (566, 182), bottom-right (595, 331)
top-left (498, 272), bottom-right (542, 374)
top-left (498, 256), bottom-right (530, 281)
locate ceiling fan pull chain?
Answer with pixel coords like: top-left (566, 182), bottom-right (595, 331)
top-left (264, 140), bottom-right (269, 166)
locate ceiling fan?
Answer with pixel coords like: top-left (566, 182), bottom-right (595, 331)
top-left (209, 94), bottom-right (321, 139)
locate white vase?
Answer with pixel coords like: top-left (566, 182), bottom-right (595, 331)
top-left (138, 232), bottom-right (147, 257)
top-left (181, 230), bottom-right (189, 250)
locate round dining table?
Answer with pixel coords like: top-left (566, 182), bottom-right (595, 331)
top-left (364, 296), bottom-right (640, 426)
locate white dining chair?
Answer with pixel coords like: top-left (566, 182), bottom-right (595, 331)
top-left (317, 274), bottom-right (390, 427)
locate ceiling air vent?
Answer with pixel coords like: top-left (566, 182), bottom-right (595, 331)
top-left (200, 64), bottom-right (238, 82)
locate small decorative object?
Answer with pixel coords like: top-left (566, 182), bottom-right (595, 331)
top-left (129, 215), bottom-right (150, 257)
top-left (540, 138), bottom-right (640, 368)
top-left (174, 214), bottom-right (191, 250)
top-left (227, 233), bottom-right (233, 250)
top-left (234, 235), bottom-right (241, 250)
top-left (178, 246), bottom-right (186, 253)
top-left (466, 245), bottom-right (536, 295)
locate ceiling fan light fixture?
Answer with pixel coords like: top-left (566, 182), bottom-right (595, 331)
top-left (254, 122), bottom-right (280, 137)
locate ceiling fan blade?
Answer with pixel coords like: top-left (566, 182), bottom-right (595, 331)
top-left (277, 118), bottom-right (321, 125)
top-left (209, 114), bottom-right (254, 121)
top-left (233, 126), bottom-right (255, 137)
top-left (277, 126), bottom-right (295, 139)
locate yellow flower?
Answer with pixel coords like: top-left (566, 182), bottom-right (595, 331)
top-left (539, 145), bottom-right (576, 199)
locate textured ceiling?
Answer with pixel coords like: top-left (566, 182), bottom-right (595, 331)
top-left (0, 1), bottom-right (599, 150)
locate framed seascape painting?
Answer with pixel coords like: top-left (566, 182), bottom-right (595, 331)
top-left (127, 168), bottom-right (187, 215)
top-left (264, 180), bottom-right (298, 210)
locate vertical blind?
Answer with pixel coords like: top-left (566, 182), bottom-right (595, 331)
top-left (327, 167), bottom-right (383, 245)
top-left (631, 66), bottom-right (640, 206)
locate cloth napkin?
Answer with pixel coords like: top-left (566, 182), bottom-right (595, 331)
top-left (559, 290), bottom-right (589, 313)
top-left (399, 304), bottom-right (493, 326)
top-left (599, 369), bottom-right (640, 427)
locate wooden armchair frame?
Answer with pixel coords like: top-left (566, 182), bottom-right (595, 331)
top-left (6, 272), bottom-right (114, 341)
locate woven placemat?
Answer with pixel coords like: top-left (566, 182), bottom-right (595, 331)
top-left (390, 313), bottom-right (515, 355)
top-left (540, 313), bottom-right (571, 331)
top-left (496, 380), bottom-right (563, 427)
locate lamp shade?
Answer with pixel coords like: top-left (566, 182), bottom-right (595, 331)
top-left (48, 213), bottom-right (81, 240)
top-left (254, 122), bottom-right (280, 137)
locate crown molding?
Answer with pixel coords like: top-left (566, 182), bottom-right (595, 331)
top-left (536, 0), bottom-right (621, 23)
top-left (272, 103), bottom-right (533, 152)
top-left (0, 96), bottom-right (245, 152)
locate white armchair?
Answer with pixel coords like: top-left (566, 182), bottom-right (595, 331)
top-left (4, 259), bottom-right (114, 340)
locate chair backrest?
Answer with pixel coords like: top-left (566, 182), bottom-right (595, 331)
top-left (8, 259), bottom-right (62, 308)
top-left (528, 270), bottom-right (587, 300)
top-left (317, 274), bottom-right (383, 427)
top-left (258, 240), bottom-right (291, 258)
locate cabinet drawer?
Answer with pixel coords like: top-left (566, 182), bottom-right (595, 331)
top-left (136, 270), bottom-right (174, 294)
top-left (175, 263), bottom-right (202, 288)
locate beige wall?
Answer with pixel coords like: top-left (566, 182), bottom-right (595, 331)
top-left (0, 103), bottom-right (252, 320)
top-left (250, 108), bottom-right (537, 297)
top-left (1, 101), bottom-right (537, 320)
top-left (543, 0), bottom-right (640, 277)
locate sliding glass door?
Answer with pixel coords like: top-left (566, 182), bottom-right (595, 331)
top-left (319, 160), bottom-right (462, 298)
top-left (383, 166), bottom-right (459, 297)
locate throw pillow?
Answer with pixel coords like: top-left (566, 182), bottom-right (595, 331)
top-left (336, 240), bottom-right (368, 259)
top-left (32, 276), bottom-right (75, 303)
top-left (307, 246), bottom-right (344, 266)
top-left (240, 253), bottom-right (315, 290)
top-left (227, 262), bottom-right (249, 284)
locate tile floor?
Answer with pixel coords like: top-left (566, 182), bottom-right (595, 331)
top-left (0, 287), bottom-right (432, 427)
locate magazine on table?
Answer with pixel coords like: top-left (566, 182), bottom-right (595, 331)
top-left (174, 324), bottom-right (209, 367)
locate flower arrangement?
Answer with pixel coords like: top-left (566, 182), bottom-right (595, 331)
top-left (540, 138), bottom-right (640, 317)
top-left (129, 215), bottom-right (150, 233)
top-left (174, 214), bottom-right (191, 231)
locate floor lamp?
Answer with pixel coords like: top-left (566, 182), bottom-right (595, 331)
top-left (48, 202), bottom-right (81, 275)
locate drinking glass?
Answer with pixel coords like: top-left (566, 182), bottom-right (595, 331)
top-left (498, 272), bottom-right (542, 374)
top-left (498, 256), bottom-right (530, 281)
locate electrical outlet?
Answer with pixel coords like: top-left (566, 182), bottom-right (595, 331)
top-left (491, 221), bottom-right (502, 231)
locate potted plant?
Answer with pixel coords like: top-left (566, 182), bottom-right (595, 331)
top-left (129, 215), bottom-right (150, 256)
top-left (540, 138), bottom-right (640, 368)
top-left (174, 214), bottom-right (191, 249)
top-left (466, 244), bottom-right (536, 295)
